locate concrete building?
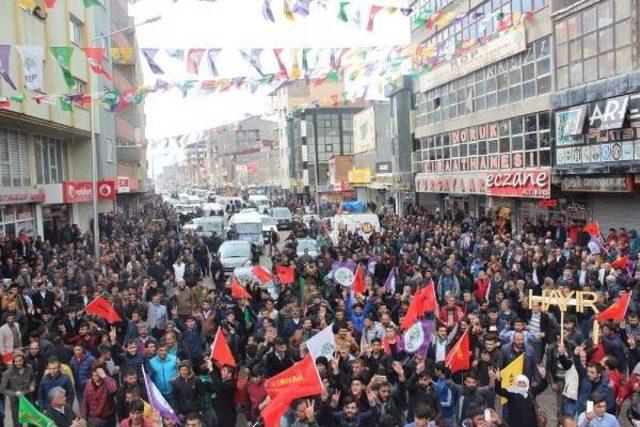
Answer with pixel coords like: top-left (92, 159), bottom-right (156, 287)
top-left (0, 1), bottom-right (116, 243)
top-left (550, 0), bottom-right (640, 231)
top-left (411, 0), bottom-right (553, 230)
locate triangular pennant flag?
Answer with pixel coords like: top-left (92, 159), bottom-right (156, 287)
top-left (445, 329), bottom-right (470, 374)
top-left (283, 0), bottom-right (294, 20)
top-left (499, 354), bottom-right (524, 404)
top-left (207, 49), bottom-right (221, 76)
top-left (83, 0), bottom-right (103, 6)
top-left (367, 5), bottom-right (384, 31)
top-left (186, 48), bottom-right (206, 75)
top-left (239, 49), bottom-right (265, 76)
top-left (50, 46), bottom-right (75, 88)
top-left (291, 0), bottom-right (312, 16)
top-left (230, 277), bottom-right (252, 300)
top-left (290, 48), bottom-right (301, 79)
top-left (262, 0), bottom-right (275, 22)
top-left (352, 264), bottom-right (365, 294)
top-left (275, 265), bottom-right (295, 284)
top-left (0, 97), bottom-right (10, 109)
top-left (59, 96), bottom-right (73, 112)
top-left (142, 49), bottom-right (164, 75)
top-left (85, 296), bottom-right (122, 323)
top-left (18, 395), bottom-right (55, 427)
top-left (211, 328), bottom-right (237, 367)
top-left (83, 47), bottom-right (112, 80)
top-left (10, 93), bottom-right (25, 104)
top-left (596, 292), bottom-right (632, 322)
top-left (165, 49), bottom-right (185, 61)
top-left (273, 49), bottom-right (288, 78)
top-left (44, 0), bottom-right (57, 7)
top-left (337, 2), bottom-right (349, 22)
top-left (0, 45), bottom-right (17, 90)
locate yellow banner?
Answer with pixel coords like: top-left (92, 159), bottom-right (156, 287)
top-left (110, 48), bottom-right (135, 65)
top-left (348, 168), bottom-right (373, 184)
top-left (500, 353), bottom-right (524, 404)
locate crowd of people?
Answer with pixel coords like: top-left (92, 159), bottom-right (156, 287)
top-left (0, 194), bottom-right (638, 427)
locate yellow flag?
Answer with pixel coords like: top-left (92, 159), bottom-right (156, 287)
top-left (500, 353), bottom-right (524, 404)
top-left (110, 48), bottom-right (134, 65)
top-left (18, 0), bottom-right (37, 10)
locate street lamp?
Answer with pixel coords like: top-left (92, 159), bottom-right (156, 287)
top-left (90, 15), bottom-right (161, 259)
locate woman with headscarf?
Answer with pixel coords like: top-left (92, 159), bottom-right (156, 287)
top-left (493, 365), bottom-right (548, 427)
top-left (0, 350), bottom-right (35, 426)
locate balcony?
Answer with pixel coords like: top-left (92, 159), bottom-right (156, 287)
top-left (117, 144), bottom-right (142, 164)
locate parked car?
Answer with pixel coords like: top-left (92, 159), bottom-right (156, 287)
top-left (218, 240), bottom-right (253, 277)
top-left (271, 207), bottom-right (293, 230)
top-left (182, 217), bottom-right (227, 238)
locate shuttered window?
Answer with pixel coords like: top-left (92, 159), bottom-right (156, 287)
top-left (0, 128), bottom-right (30, 188)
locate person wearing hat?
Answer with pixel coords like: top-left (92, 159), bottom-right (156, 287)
top-left (171, 360), bottom-right (204, 420)
top-left (0, 350), bottom-right (35, 426)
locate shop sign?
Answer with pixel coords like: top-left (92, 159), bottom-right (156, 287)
top-left (560, 175), bottom-right (632, 193)
top-left (538, 199), bottom-right (558, 208)
top-left (556, 105), bottom-right (587, 144)
top-left (353, 108), bottom-right (376, 154)
top-left (63, 180), bottom-right (116, 203)
top-left (117, 176), bottom-right (130, 193)
top-left (486, 169), bottom-right (551, 199)
top-left (332, 181), bottom-right (349, 192)
top-left (375, 161), bottom-right (393, 174)
top-left (348, 168), bottom-right (373, 184)
top-left (419, 24), bottom-right (527, 92)
top-left (415, 172), bottom-right (486, 195)
top-left (588, 95), bottom-right (629, 130)
top-left (0, 187), bottom-right (45, 205)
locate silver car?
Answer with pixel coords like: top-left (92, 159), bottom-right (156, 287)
top-left (218, 240), bottom-right (253, 276)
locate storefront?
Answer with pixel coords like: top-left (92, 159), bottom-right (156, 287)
top-left (554, 92), bottom-right (640, 230)
top-left (348, 168), bottom-right (373, 203)
top-left (0, 188), bottom-right (43, 238)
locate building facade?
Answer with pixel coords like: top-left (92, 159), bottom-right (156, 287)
top-left (551, 0), bottom-right (640, 231)
top-left (0, 0), bottom-right (117, 243)
top-left (411, 0), bottom-right (553, 230)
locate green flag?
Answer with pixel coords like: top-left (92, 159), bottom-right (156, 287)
top-left (10, 93), bottom-right (25, 103)
top-left (18, 395), bottom-right (55, 427)
top-left (337, 2), bottom-right (349, 22)
top-left (49, 47), bottom-right (74, 88)
top-left (59, 97), bottom-right (73, 112)
top-left (83, 0), bottom-right (103, 6)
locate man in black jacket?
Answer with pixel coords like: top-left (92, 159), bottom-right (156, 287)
top-left (44, 386), bottom-right (85, 427)
top-left (265, 337), bottom-right (295, 377)
top-left (207, 360), bottom-right (237, 427)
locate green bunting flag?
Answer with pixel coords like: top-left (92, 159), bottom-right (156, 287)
top-left (10, 93), bottom-right (25, 103)
top-left (18, 395), bottom-right (55, 427)
top-left (50, 47), bottom-right (74, 88)
top-left (337, 2), bottom-right (349, 22)
top-left (59, 97), bottom-right (73, 112)
top-left (83, 0), bottom-right (103, 6)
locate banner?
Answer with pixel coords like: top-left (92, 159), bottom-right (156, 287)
top-left (50, 46), bottom-right (75, 88)
top-left (16, 45), bottom-right (43, 91)
top-left (305, 323), bottom-right (336, 361)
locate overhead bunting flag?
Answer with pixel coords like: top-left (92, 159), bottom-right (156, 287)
top-left (166, 49), bottom-right (185, 62)
top-left (48, 61), bottom-right (71, 86)
top-left (211, 328), bottom-right (237, 367)
top-left (445, 329), bottom-right (470, 374)
top-left (18, 395), bottom-right (55, 427)
top-left (85, 296), bottom-right (122, 323)
top-left (0, 45), bottom-right (17, 89)
top-left (305, 323), bottom-right (336, 361)
top-left (84, 47), bottom-right (112, 79)
top-left (596, 292), bottom-right (632, 323)
top-left (337, 1), bottom-right (349, 22)
top-left (291, 0), bottom-right (312, 16)
top-left (262, 0), bottom-right (275, 22)
top-left (273, 48), bottom-right (288, 78)
top-left (367, 5), bottom-right (384, 31)
top-left (142, 48), bottom-right (164, 75)
top-left (44, 0), bottom-right (57, 7)
top-left (207, 49), bottom-right (221, 76)
top-left (142, 368), bottom-right (181, 425)
top-left (186, 48), bottom-right (206, 75)
top-left (239, 49), bottom-right (265, 76)
top-left (0, 97), bottom-right (10, 109)
top-left (16, 45), bottom-right (44, 91)
top-left (398, 319), bottom-right (433, 356)
top-left (109, 47), bottom-right (134, 64)
top-left (283, 0), bottom-right (294, 20)
top-left (289, 48), bottom-right (301, 79)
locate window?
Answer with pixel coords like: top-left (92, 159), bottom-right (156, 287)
top-left (554, 0), bottom-right (631, 90)
top-left (69, 15), bottom-right (84, 46)
top-left (0, 128), bottom-right (31, 188)
top-left (105, 138), bottom-right (113, 162)
top-left (35, 136), bottom-right (67, 185)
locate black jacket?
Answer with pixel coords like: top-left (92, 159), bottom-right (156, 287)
top-left (495, 378), bottom-right (548, 427)
top-left (45, 405), bottom-right (76, 427)
top-left (171, 375), bottom-right (205, 416)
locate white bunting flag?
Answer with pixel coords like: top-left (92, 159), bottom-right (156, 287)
top-left (16, 45), bottom-right (43, 91)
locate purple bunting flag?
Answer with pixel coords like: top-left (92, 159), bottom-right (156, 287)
top-left (142, 49), bottom-right (164, 75)
top-left (0, 45), bottom-right (17, 90)
top-left (262, 0), bottom-right (275, 22)
top-left (207, 49), bottom-right (221, 76)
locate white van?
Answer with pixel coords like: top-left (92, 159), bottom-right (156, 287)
top-left (228, 211), bottom-right (263, 248)
top-left (248, 194), bottom-right (270, 207)
top-left (202, 203), bottom-right (225, 217)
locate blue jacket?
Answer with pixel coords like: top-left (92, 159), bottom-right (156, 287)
top-left (149, 354), bottom-right (178, 396)
top-left (573, 354), bottom-right (615, 415)
top-left (182, 328), bottom-right (204, 360)
top-left (37, 372), bottom-right (75, 409)
top-left (120, 350), bottom-right (152, 380)
top-left (70, 352), bottom-right (95, 394)
top-left (344, 295), bottom-right (372, 333)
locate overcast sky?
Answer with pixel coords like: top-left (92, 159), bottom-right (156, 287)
top-left (130, 0), bottom-right (410, 173)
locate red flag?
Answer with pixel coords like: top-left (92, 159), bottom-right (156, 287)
top-left (85, 296), bottom-right (122, 323)
top-left (596, 292), bottom-right (632, 322)
top-left (400, 287), bottom-right (424, 330)
top-left (611, 256), bottom-right (629, 270)
top-left (352, 264), bottom-right (365, 294)
top-left (83, 48), bottom-right (112, 80)
top-left (230, 278), bottom-right (252, 300)
top-left (265, 354), bottom-right (322, 398)
top-left (44, 0), bottom-right (56, 8)
top-left (584, 221), bottom-right (601, 238)
top-left (273, 49), bottom-right (289, 78)
top-left (210, 328), bottom-right (237, 368)
top-left (445, 329), bottom-right (470, 374)
top-left (420, 283), bottom-right (439, 314)
top-left (186, 48), bottom-right (206, 75)
top-left (367, 5), bottom-right (384, 31)
top-left (261, 391), bottom-right (296, 427)
top-left (275, 265), bottom-right (295, 285)
top-left (252, 266), bottom-right (274, 283)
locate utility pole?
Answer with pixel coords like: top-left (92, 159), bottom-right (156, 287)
top-left (301, 117), bottom-right (309, 204)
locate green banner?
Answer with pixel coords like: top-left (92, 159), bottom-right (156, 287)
top-left (18, 395), bottom-right (55, 427)
top-left (49, 46), bottom-right (74, 88)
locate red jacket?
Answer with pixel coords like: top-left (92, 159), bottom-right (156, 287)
top-left (439, 305), bottom-right (464, 325)
top-left (82, 376), bottom-right (117, 419)
top-left (474, 277), bottom-right (490, 301)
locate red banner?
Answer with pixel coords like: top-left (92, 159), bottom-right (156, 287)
top-left (63, 180), bottom-right (116, 203)
top-left (485, 169), bottom-right (551, 199)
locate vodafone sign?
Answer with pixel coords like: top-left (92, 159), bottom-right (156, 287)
top-left (63, 180), bottom-right (116, 203)
top-left (486, 169), bottom-right (551, 199)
